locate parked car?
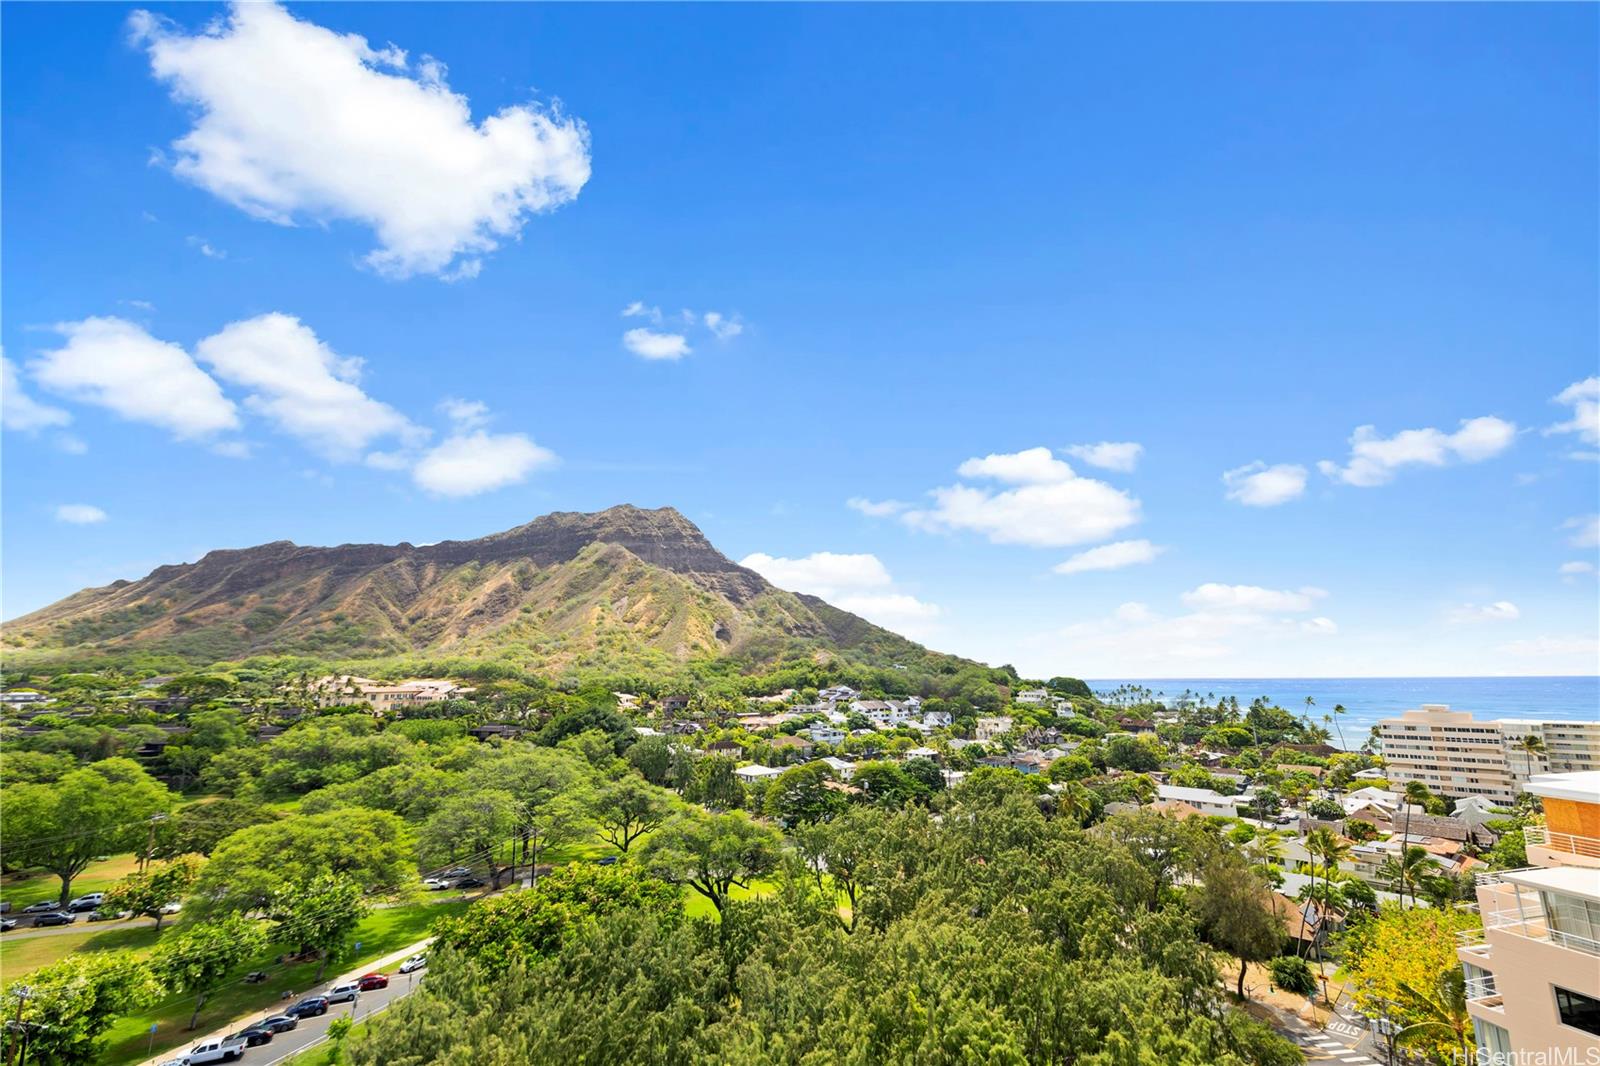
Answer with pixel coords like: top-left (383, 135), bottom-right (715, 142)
top-left (68, 892), bottom-right (105, 912)
top-left (398, 954), bottom-right (427, 973)
top-left (87, 908), bottom-right (129, 922)
top-left (357, 972), bottom-right (389, 991)
top-left (160, 901), bottom-right (183, 915)
top-left (452, 876), bottom-right (486, 889)
top-left (442, 866), bottom-right (473, 878)
top-left (594, 855), bottom-right (619, 867)
top-left (285, 996), bottom-right (329, 1018)
top-left (228, 1025), bottom-right (273, 1048)
top-left (0, 900), bottom-right (11, 914)
top-left (21, 901), bottom-right (59, 914)
top-left (422, 877), bottom-right (452, 890)
top-left (183, 1035), bottom-right (247, 1063)
top-left (33, 911), bottom-right (76, 927)
top-left (326, 982), bottom-right (359, 1003)
top-left (0, 919), bottom-right (16, 932)
top-left (259, 1015), bottom-right (299, 1034)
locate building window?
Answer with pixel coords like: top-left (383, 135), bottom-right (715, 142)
top-left (1556, 987), bottom-right (1600, 1037)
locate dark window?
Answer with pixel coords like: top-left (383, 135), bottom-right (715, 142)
top-left (1555, 986), bottom-right (1600, 1037)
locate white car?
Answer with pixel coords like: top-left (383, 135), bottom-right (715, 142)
top-left (68, 892), bottom-right (105, 910)
top-left (183, 1035), bottom-right (247, 1063)
top-left (398, 953), bottom-right (427, 973)
top-left (326, 982), bottom-right (359, 1003)
top-left (159, 901), bottom-right (183, 915)
top-left (422, 877), bottom-right (451, 891)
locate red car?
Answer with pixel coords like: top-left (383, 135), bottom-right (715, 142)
top-left (357, 972), bottom-right (389, 991)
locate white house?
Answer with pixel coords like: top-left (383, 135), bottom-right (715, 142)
top-left (1016, 689), bottom-right (1051, 706)
top-left (818, 686), bottom-right (859, 703)
top-left (1154, 784), bottom-right (1244, 818)
top-left (808, 724), bottom-right (846, 745)
top-left (922, 710), bottom-right (953, 729)
top-left (904, 746), bottom-right (939, 760)
top-left (975, 716), bottom-right (1014, 742)
top-left (817, 756), bottom-right (857, 780)
top-left (734, 764), bottom-right (785, 782)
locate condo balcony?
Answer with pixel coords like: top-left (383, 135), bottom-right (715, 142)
top-left (1523, 825), bottom-right (1600, 869)
top-left (1471, 867), bottom-right (1600, 958)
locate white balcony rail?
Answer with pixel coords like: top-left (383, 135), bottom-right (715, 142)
top-left (1464, 974), bottom-right (1500, 1003)
top-left (1523, 825), bottom-right (1600, 860)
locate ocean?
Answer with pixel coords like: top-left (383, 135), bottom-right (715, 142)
top-left (1086, 676), bottom-right (1599, 740)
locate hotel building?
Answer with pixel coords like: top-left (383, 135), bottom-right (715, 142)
top-left (1377, 705), bottom-right (1600, 805)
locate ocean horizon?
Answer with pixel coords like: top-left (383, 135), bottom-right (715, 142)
top-left (1087, 675), bottom-right (1599, 739)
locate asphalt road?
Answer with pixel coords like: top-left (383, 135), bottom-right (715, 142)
top-left (160, 964), bottom-right (428, 1066)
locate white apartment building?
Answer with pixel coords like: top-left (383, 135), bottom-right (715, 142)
top-left (1378, 705), bottom-right (1600, 805)
top-left (1458, 771), bottom-right (1600, 1058)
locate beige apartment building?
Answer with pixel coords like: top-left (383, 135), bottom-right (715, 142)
top-left (1377, 705), bottom-right (1600, 805)
top-left (308, 675), bottom-right (471, 714)
top-left (1458, 771), bottom-right (1600, 1058)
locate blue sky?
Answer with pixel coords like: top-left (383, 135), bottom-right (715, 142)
top-left (3, 2), bottom-right (1596, 678)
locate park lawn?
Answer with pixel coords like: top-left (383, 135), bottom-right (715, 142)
top-left (0, 852), bottom-right (141, 910)
top-left (0, 924), bottom-right (163, 986)
top-left (98, 900), bottom-right (469, 1066)
top-left (681, 877), bottom-right (777, 921)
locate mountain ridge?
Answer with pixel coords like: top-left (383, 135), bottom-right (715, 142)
top-left (4, 505), bottom-right (957, 676)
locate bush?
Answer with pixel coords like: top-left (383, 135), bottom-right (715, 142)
top-left (1269, 956), bottom-right (1316, 996)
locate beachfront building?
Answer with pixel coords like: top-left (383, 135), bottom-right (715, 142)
top-left (1458, 771), bottom-right (1600, 1058)
top-left (1377, 705), bottom-right (1600, 804)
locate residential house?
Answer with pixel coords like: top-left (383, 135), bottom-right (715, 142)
top-left (659, 694), bottom-right (692, 714)
top-left (733, 764), bottom-right (785, 783)
top-left (1153, 784), bottom-right (1244, 818)
top-left (705, 739), bottom-right (744, 757)
top-left (818, 686), bottom-right (859, 703)
top-left (769, 735), bottom-right (815, 758)
top-left (816, 756), bottom-right (857, 780)
top-left (922, 710), bottom-right (953, 729)
top-left (974, 716), bottom-right (1014, 743)
top-left (1015, 689), bottom-right (1052, 706)
top-left (807, 725), bottom-right (846, 745)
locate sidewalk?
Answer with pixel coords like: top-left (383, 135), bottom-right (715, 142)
top-left (133, 935), bottom-right (435, 1066)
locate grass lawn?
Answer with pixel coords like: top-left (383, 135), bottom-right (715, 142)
top-left (0, 924), bottom-right (163, 986)
top-left (98, 900), bottom-right (468, 1066)
top-left (279, 1016), bottom-right (376, 1066)
top-left (0, 853), bottom-right (142, 910)
top-left (681, 877), bottom-right (777, 921)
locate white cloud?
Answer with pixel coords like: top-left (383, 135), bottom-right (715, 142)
top-left (186, 235), bottom-right (226, 259)
top-left (211, 440), bottom-right (253, 459)
top-left (1053, 539), bottom-right (1163, 575)
top-left (197, 313), bottom-right (416, 459)
top-left (621, 301), bottom-right (661, 322)
top-left (847, 496), bottom-right (909, 518)
top-left (411, 430), bottom-right (555, 496)
top-left (1065, 441), bottom-right (1142, 473)
top-left (956, 446), bottom-right (1074, 484)
top-left (1302, 616), bottom-right (1339, 635)
top-left (439, 397), bottom-right (491, 430)
top-left (1223, 461), bottom-right (1308, 507)
top-left (622, 328), bottom-right (691, 361)
top-left (132, 2), bottom-right (590, 279)
top-left (1180, 583), bottom-right (1327, 613)
top-left (703, 312), bottom-right (743, 341)
top-left (1559, 561), bottom-right (1597, 577)
top-left (2, 355), bottom-right (72, 432)
top-left (1317, 416), bottom-right (1516, 487)
top-left (1446, 601), bottom-right (1521, 624)
top-left (739, 549), bottom-right (939, 638)
top-left (903, 447), bottom-right (1141, 548)
top-left (55, 504), bottom-right (108, 525)
top-left (1547, 377), bottom-right (1599, 450)
top-left (55, 435), bottom-right (89, 455)
top-left (1564, 515), bottom-right (1600, 550)
top-left (32, 317), bottom-right (239, 439)
top-left (739, 551), bottom-right (892, 600)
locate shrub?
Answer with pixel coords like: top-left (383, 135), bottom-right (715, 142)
top-left (1269, 955), bottom-right (1316, 996)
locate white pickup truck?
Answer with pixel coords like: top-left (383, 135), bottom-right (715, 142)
top-left (182, 1035), bottom-right (248, 1063)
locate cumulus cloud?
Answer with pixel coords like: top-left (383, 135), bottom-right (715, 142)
top-left (847, 497), bottom-right (909, 518)
top-left (439, 397), bottom-right (491, 431)
top-left (1065, 441), bottom-right (1142, 473)
top-left (2, 355), bottom-right (72, 432)
top-left (739, 550), bottom-right (940, 638)
top-left (1223, 461), bottom-right (1308, 507)
top-left (1180, 583), bottom-right (1327, 613)
top-left (132, 2), bottom-right (590, 279)
top-left (1548, 376), bottom-right (1599, 456)
top-left (1564, 515), bottom-right (1600, 550)
top-left (1446, 601), bottom-right (1521, 624)
top-left (622, 328), bottom-right (691, 361)
top-left (32, 317), bottom-right (239, 439)
top-left (1317, 416), bottom-right (1516, 487)
top-left (1559, 561), bottom-right (1597, 578)
top-left (55, 504), bottom-right (108, 525)
top-left (703, 312), bottom-right (743, 341)
top-left (902, 447), bottom-right (1141, 548)
top-left (197, 313), bottom-right (417, 459)
top-left (186, 235), bottom-right (226, 259)
top-left (1052, 539), bottom-right (1163, 576)
top-left (411, 430), bottom-right (555, 496)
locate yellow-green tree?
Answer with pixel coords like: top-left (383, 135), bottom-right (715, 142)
top-left (1341, 904), bottom-right (1478, 1063)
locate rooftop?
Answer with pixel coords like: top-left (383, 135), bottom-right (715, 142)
top-left (1523, 771), bottom-right (1600, 805)
top-left (1503, 865), bottom-right (1600, 905)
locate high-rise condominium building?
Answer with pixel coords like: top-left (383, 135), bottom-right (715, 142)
top-left (1377, 705), bottom-right (1600, 805)
top-left (1458, 771), bottom-right (1600, 1058)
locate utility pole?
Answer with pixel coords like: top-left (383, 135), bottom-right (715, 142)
top-left (140, 813), bottom-right (170, 873)
top-left (6, 986), bottom-right (31, 1066)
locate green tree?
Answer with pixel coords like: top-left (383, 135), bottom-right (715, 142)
top-left (152, 798), bottom-right (277, 859)
top-left (592, 776), bottom-right (676, 852)
top-left (625, 734), bottom-right (674, 786)
top-left (0, 951), bottom-right (160, 1065)
top-left (1193, 849), bottom-right (1284, 999)
top-left (103, 854), bottom-right (203, 930)
top-left (153, 912), bottom-right (271, 1029)
top-left (764, 762), bottom-right (846, 826)
top-left (4, 758), bottom-right (174, 906)
top-left (272, 874), bottom-right (368, 982)
top-left (420, 789), bottom-right (518, 886)
top-left (685, 754), bottom-right (743, 811)
top-left (1393, 969), bottom-right (1473, 1064)
top-left (641, 810), bottom-right (781, 914)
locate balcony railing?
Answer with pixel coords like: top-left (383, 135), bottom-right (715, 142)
top-left (1464, 974), bottom-right (1502, 1007)
top-left (1523, 826), bottom-right (1600, 860)
top-left (1471, 877), bottom-right (1600, 958)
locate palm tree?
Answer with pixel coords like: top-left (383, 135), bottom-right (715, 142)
top-left (1302, 826), bottom-right (1351, 967)
top-left (1515, 733), bottom-right (1546, 778)
top-left (1398, 780), bottom-right (1431, 905)
top-left (1057, 782), bottom-right (1093, 827)
top-left (1392, 969), bottom-right (1472, 1065)
top-left (1302, 696), bottom-right (1316, 731)
top-left (1331, 704), bottom-right (1348, 751)
top-left (1378, 845), bottom-right (1430, 908)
